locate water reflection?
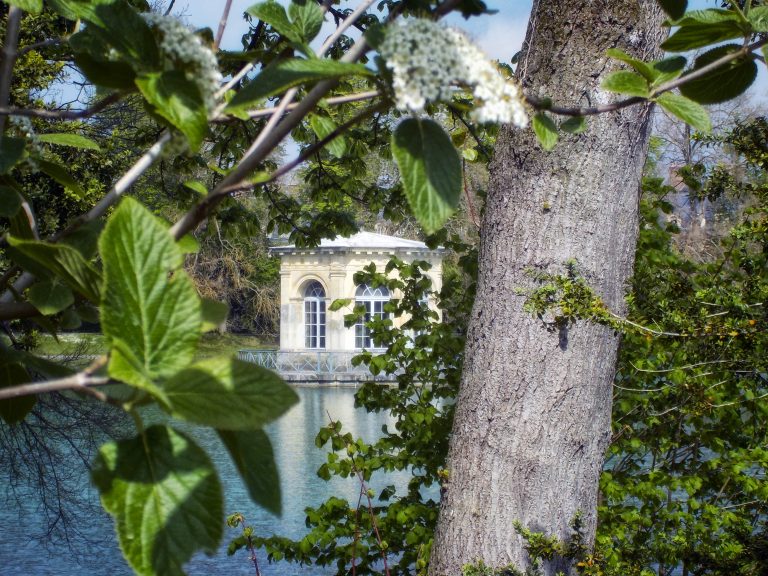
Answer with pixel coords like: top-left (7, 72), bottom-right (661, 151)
top-left (0, 386), bottom-right (404, 576)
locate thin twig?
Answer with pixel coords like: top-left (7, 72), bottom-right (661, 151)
top-left (0, 93), bottom-right (122, 120)
top-left (319, 0), bottom-right (376, 54)
top-left (214, 0), bottom-right (234, 50)
top-left (0, 369), bottom-right (108, 401)
top-left (219, 90), bottom-right (380, 122)
top-left (18, 38), bottom-right (65, 56)
top-left (163, 0), bottom-right (176, 16)
top-left (0, 7), bottom-right (24, 142)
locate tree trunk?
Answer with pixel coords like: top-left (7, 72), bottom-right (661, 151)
top-left (429, 2), bottom-right (665, 574)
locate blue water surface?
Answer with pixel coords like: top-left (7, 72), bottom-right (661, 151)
top-left (0, 386), bottom-right (405, 576)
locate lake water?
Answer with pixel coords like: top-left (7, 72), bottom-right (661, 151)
top-left (0, 386), bottom-right (406, 576)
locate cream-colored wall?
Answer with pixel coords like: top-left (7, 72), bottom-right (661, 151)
top-left (277, 249), bottom-right (443, 351)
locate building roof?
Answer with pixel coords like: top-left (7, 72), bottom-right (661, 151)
top-left (270, 231), bottom-right (441, 255)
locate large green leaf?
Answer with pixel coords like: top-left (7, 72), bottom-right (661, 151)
top-left (391, 118), bottom-right (462, 235)
top-left (6, 0), bottom-right (43, 13)
top-left (39, 159), bottom-right (86, 198)
top-left (602, 70), bottom-right (650, 97)
top-left (99, 198), bottom-right (201, 389)
top-left (656, 92), bottom-right (712, 133)
top-left (37, 133), bottom-right (102, 151)
top-left (201, 298), bottom-right (229, 332)
top-left (218, 429), bottom-right (282, 516)
top-left (165, 356), bottom-right (298, 429)
top-left (0, 137), bottom-right (26, 174)
top-left (288, 0), bottom-right (324, 43)
top-left (70, 29), bottom-right (138, 91)
top-left (225, 59), bottom-right (372, 115)
top-left (7, 237), bottom-right (102, 302)
top-left (748, 6), bottom-right (768, 32)
top-left (247, 0), bottom-right (301, 42)
top-left (0, 360), bottom-right (36, 425)
top-left (678, 44), bottom-right (758, 105)
top-left (48, 0), bottom-right (159, 67)
top-left (662, 18), bottom-right (744, 52)
top-left (136, 71), bottom-right (208, 151)
top-left (27, 280), bottom-right (74, 315)
top-left (92, 426), bottom-right (223, 576)
top-left (531, 113), bottom-right (559, 151)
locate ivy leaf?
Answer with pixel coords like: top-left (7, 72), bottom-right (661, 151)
top-left (602, 71), bottom-right (650, 97)
top-left (656, 92), bottom-right (712, 133)
top-left (678, 44), bottom-right (757, 105)
top-left (201, 298), bottom-right (229, 332)
top-left (657, 0), bottom-right (687, 20)
top-left (0, 137), bottom-right (26, 174)
top-left (164, 356), bottom-right (298, 430)
top-left (92, 426), bottom-right (223, 576)
top-left (532, 113), bottom-right (559, 151)
top-left (247, 1), bottom-right (301, 42)
top-left (560, 116), bottom-right (588, 135)
top-left (309, 114), bottom-right (346, 158)
top-left (7, 237), bottom-right (102, 302)
top-left (99, 198), bottom-right (201, 388)
top-left (37, 133), bottom-right (102, 151)
top-left (27, 280), bottom-right (74, 316)
top-left (288, 0), bottom-right (324, 43)
top-left (225, 59), bottom-right (372, 115)
top-left (218, 429), bottom-right (282, 516)
top-left (0, 186), bottom-right (22, 217)
top-left (39, 159), bottom-right (86, 198)
top-left (136, 71), bottom-right (208, 151)
top-left (0, 361), bottom-right (36, 425)
top-left (391, 118), bottom-right (462, 235)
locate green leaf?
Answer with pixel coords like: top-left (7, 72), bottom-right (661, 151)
top-left (309, 114), bottom-right (346, 158)
top-left (0, 186), bottom-right (22, 217)
top-left (560, 116), bottom-right (587, 135)
top-left (247, 1), bottom-right (300, 42)
top-left (531, 113), bottom-right (559, 151)
top-left (136, 71), bottom-right (208, 151)
top-left (6, 0), bottom-right (43, 13)
top-left (164, 356), bottom-right (298, 430)
top-left (183, 180), bottom-right (208, 196)
top-left (39, 159), bottom-right (86, 198)
top-left (656, 92), bottom-right (712, 133)
top-left (748, 6), bottom-right (768, 32)
top-left (176, 234), bottom-right (199, 254)
top-left (92, 425), bottom-right (223, 576)
top-left (37, 133), bottom-right (102, 151)
top-left (0, 361), bottom-right (36, 425)
top-left (60, 219), bottom-right (104, 260)
top-left (391, 118), bottom-right (462, 235)
top-left (661, 19), bottom-right (744, 52)
top-left (650, 56), bottom-right (687, 86)
top-left (329, 298), bottom-right (352, 311)
top-left (606, 48), bottom-right (657, 81)
top-left (201, 298), bottom-right (229, 332)
top-left (602, 70), bottom-right (650, 97)
top-left (27, 280), bottom-right (75, 315)
top-left (7, 237), bottom-right (102, 301)
top-left (218, 429), bottom-right (282, 516)
top-left (70, 29), bottom-right (138, 91)
top-left (0, 137), bottom-right (26, 174)
top-left (49, 0), bottom-right (159, 67)
top-left (99, 198), bottom-right (201, 387)
top-left (225, 59), bottom-right (372, 114)
top-left (678, 44), bottom-right (758, 105)
top-left (658, 0), bottom-right (687, 20)
top-left (288, 0), bottom-right (324, 43)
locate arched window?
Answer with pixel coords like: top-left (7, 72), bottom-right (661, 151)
top-left (355, 284), bottom-right (390, 349)
top-left (304, 281), bottom-right (326, 349)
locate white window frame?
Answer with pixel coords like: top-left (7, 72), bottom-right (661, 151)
top-left (355, 284), bottom-right (390, 349)
top-left (304, 281), bottom-right (326, 349)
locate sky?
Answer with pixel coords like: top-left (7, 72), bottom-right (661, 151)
top-left (179, 0), bottom-right (766, 100)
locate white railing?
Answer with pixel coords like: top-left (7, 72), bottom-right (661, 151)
top-left (237, 349), bottom-right (386, 378)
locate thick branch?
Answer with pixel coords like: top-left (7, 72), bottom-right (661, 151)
top-left (0, 371), bottom-right (109, 401)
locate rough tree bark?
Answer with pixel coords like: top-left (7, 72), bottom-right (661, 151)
top-left (429, 2), bottom-right (665, 574)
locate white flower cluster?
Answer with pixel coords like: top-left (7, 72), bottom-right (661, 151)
top-left (143, 13), bottom-right (223, 111)
top-left (379, 19), bottom-right (528, 127)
